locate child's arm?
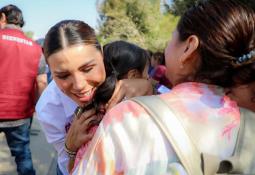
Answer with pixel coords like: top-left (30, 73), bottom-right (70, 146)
top-left (106, 79), bottom-right (153, 110)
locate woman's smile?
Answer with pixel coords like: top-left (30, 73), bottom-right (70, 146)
top-left (72, 88), bottom-right (96, 103)
top-left (48, 44), bottom-right (106, 106)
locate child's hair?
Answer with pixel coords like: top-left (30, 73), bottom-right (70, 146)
top-left (93, 40), bottom-right (150, 110)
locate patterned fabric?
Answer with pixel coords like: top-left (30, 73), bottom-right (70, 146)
top-left (72, 82), bottom-right (241, 175)
top-left (73, 126), bottom-right (98, 171)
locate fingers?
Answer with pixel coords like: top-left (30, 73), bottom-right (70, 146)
top-left (79, 114), bottom-right (101, 132)
top-left (78, 108), bottom-right (96, 122)
top-left (66, 114), bottom-right (98, 151)
top-left (71, 108), bottom-right (96, 131)
top-left (82, 132), bottom-right (95, 144)
top-left (88, 114), bottom-right (103, 127)
top-left (72, 108), bottom-right (101, 132)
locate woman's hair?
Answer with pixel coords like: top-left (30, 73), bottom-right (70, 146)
top-left (43, 20), bottom-right (101, 61)
top-left (93, 40), bottom-right (150, 109)
top-left (177, 0), bottom-right (255, 87)
top-left (0, 4), bottom-right (24, 27)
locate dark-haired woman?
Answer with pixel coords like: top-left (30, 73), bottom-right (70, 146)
top-left (69, 40), bottom-right (150, 171)
top-left (36, 21), bottom-right (152, 175)
top-left (72, 0), bottom-right (255, 174)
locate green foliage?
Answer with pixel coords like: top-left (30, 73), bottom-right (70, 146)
top-left (167, 0), bottom-right (255, 16)
top-left (169, 0), bottom-right (199, 16)
top-left (24, 31), bottom-right (34, 39)
top-left (97, 0), bottom-right (179, 52)
top-left (126, 1), bottom-right (149, 34)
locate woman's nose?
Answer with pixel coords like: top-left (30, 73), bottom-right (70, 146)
top-left (72, 74), bottom-right (86, 91)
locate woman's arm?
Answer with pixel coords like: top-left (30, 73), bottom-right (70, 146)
top-left (65, 108), bottom-right (101, 172)
top-left (36, 81), bottom-right (78, 175)
top-left (36, 104), bottom-right (70, 175)
top-left (106, 79), bottom-right (154, 110)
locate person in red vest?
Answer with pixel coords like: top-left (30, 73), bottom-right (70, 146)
top-left (0, 4), bottom-right (45, 175)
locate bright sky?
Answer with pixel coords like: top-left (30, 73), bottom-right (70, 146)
top-left (0, 0), bottom-right (99, 39)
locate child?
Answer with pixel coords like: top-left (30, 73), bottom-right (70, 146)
top-left (72, 0), bottom-right (255, 174)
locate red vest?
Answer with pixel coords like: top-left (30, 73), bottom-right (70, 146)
top-left (0, 29), bottom-right (42, 119)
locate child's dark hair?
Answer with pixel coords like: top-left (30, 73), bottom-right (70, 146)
top-left (93, 40), bottom-right (150, 111)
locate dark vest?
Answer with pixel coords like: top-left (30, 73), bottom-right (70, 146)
top-left (0, 28), bottom-right (42, 119)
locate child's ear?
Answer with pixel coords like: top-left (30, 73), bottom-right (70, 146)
top-left (126, 69), bottom-right (141, 79)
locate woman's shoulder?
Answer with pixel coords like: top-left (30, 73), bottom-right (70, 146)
top-left (35, 80), bottom-right (77, 122)
top-left (102, 99), bottom-right (151, 127)
top-left (159, 83), bottom-right (241, 157)
top-left (36, 81), bottom-right (62, 110)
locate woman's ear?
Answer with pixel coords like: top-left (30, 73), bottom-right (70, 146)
top-left (179, 35), bottom-right (199, 65)
top-left (0, 13), bottom-right (7, 29)
top-left (126, 69), bottom-right (141, 79)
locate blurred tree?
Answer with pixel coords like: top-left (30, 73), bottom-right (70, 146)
top-left (24, 31), bottom-right (34, 39)
top-left (168, 0), bottom-right (199, 15)
top-left (96, 0), bottom-right (179, 51)
top-left (165, 0), bottom-right (255, 16)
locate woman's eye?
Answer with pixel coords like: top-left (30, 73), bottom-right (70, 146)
top-left (83, 67), bottom-right (93, 73)
top-left (56, 74), bottom-right (69, 80)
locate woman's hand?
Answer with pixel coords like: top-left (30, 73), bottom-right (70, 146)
top-left (65, 108), bottom-right (100, 152)
top-left (106, 79), bottom-right (154, 110)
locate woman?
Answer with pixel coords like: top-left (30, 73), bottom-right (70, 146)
top-left (72, 0), bottom-right (255, 174)
top-left (68, 40), bottom-right (151, 171)
top-left (35, 21), bottom-right (152, 175)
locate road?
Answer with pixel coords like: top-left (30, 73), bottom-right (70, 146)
top-left (0, 115), bottom-right (57, 175)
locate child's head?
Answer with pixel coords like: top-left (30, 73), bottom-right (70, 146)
top-left (94, 40), bottom-right (150, 106)
top-left (103, 40), bottom-right (150, 80)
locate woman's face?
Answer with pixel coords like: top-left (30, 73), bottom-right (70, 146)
top-left (48, 44), bottom-right (106, 106)
top-left (164, 30), bottom-right (188, 86)
top-left (228, 82), bottom-right (255, 112)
